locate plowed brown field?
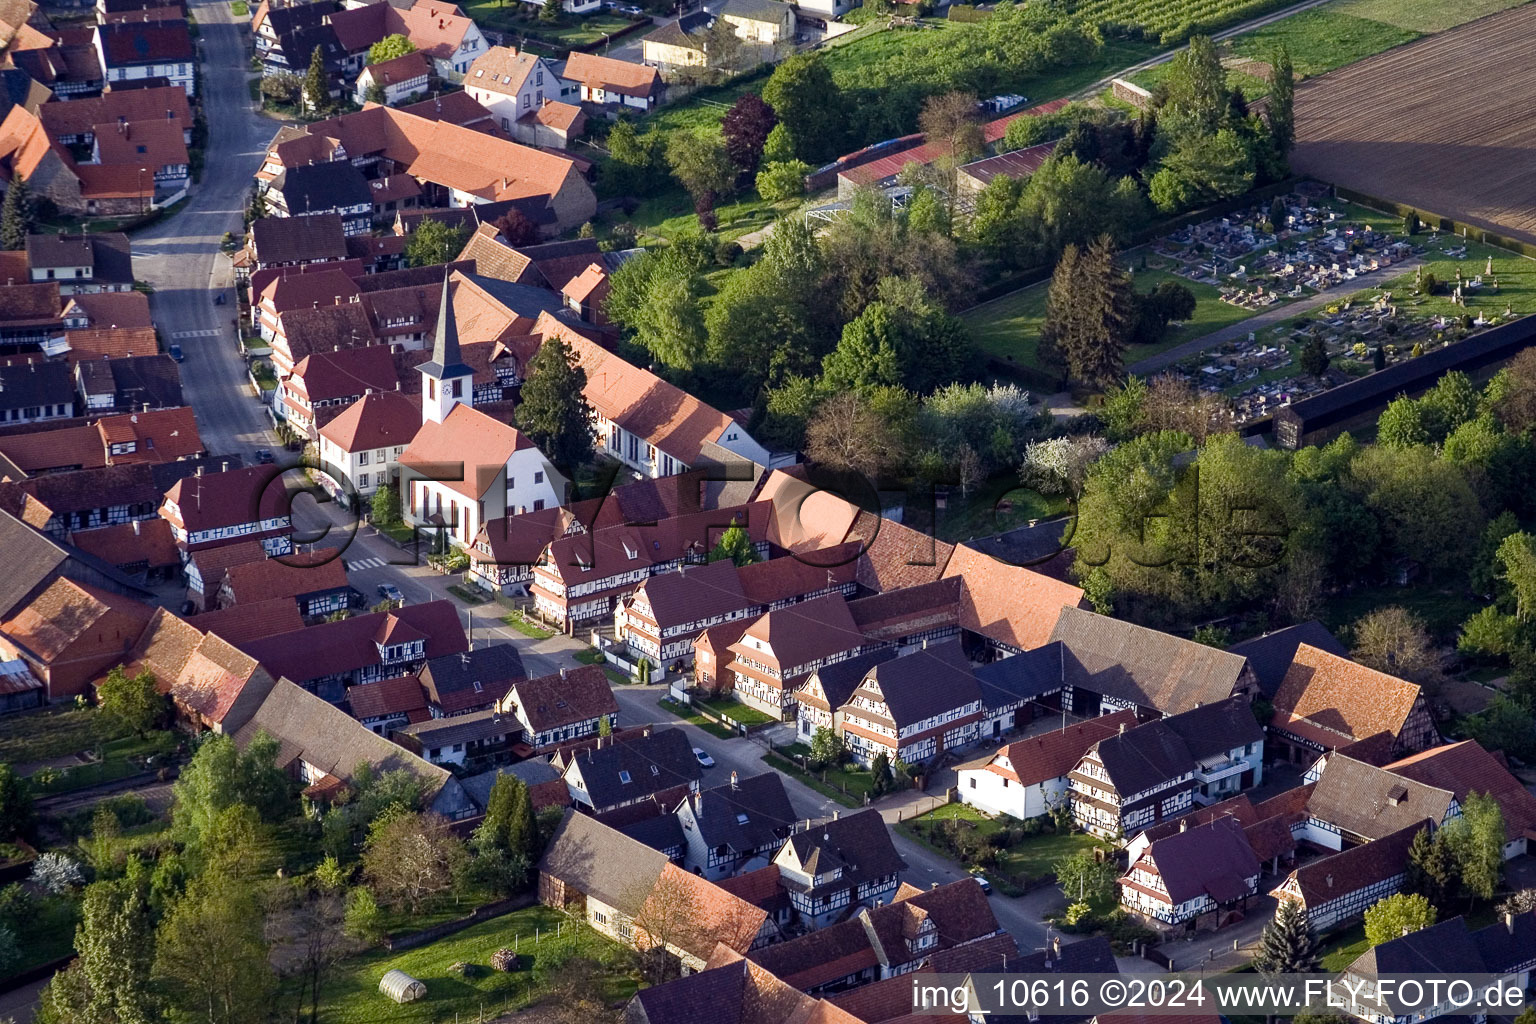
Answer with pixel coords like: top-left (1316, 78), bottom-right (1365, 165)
top-left (1292, 2), bottom-right (1536, 246)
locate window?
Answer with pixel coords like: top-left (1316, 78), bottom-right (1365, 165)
top-left (534, 470), bottom-right (543, 484)
top-left (358, 451), bottom-right (369, 466)
top-left (428, 378), bottom-right (436, 400)
top-left (376, 449), bottom-right (386, 462)
top-left (451, 379), bottom-right (463, 398)
top-left (969, 778), bottom-right (976, 789)
top-left (521, 93), bottom-right (530, 109)
top-left (619, 770), bottom-right (632, 784)
top-left (650, 765), bottom-right (659, 776)
top-left (533, 499), bottom-right (545, 511)
top-left (453, 743), bottom-right (464, 752)
top-left (358, 473), bottom-right (369, 488)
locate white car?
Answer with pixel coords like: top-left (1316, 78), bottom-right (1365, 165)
top-left (693, 747), bottom-right (715, 769)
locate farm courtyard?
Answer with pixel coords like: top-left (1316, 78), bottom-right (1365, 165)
top-left (1291, 2), bottom-right (1536, 247)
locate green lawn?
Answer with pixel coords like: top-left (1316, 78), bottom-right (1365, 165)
top-left (1321, 584), bottom-right (1482, 644)
top-left (1318, 922), bottom-right (1369, 972)
top-left (230, 0), bottom-right (248, 14)
top-left (935, 475), bottom-right (1072, 545)
top-left (962, 261), bottom-right (1268, 379)
top-left (573, 647), bottom-right (606, 665)
top-left (596, 188), bottom-right (791, 245)
top-left (898, 803), bottom-right (1104, 881)
top-left (762, 749), bottom-right (872, 808)
top-left (0, 706), bottom-right (125, 766)
top-left (312, 907), bottom-right (637, 1024)
top-left (458, 2), bottom-right (639, 42)
top-left (1227, 9), bottom-right (1421, 79)
top-left (27, 732), bottom-right (178, 796)
top-left (500, 613), bottom-right (557, 640)
top-left (445, 584), bottom-right (491, 605)
top-left (658, 698), bottom-right (738, 739)
top-left (696, 697), bottom-right (778, 728)
top-left (1337, 235), bottom-right (1536, 322)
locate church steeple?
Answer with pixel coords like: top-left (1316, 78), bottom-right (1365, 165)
top-left (419, 271), bottom-right (474, 424)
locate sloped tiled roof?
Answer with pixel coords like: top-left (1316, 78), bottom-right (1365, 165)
top-left (506, 663), bottom-right (617, 732)
top-left (1385, 740), bottom-right (1536, 843)
top-left (562, 51), bottom-right (660, 98)
top-left (250, 213), bottom-right (347, 266)
top-left (1280, 820), bottom-right (1421, 909)
top-left (1226, 620), bottom-right (1348, 698)
top-left (317, 389), bottom-right (418, 453)
top-left (729, 593), bottom-right (864, 676)
top-left (1273, 644), bottom-right (1425, 749)
top-left (1090, 697), bottom-right (1262, 797)
top-left (0, 575), bottom-right (151, 662)
top-left (945, 543), bottom-right (1086, 653)
top-left (1308, 754), bottom-right (1455, 841)
top-left (963, 709), bottom-right (1137, 786)
top-left (846, 512), bottom-right (954, 592)
top-left (66, 517), bottom-right (179, 570)
top-left (189, 597), bottom-right (305, 645)
top-left (171, 631), bottom-right (277, 730)
top-left (346, 673), bottom-right (427, 721)
top-left (221, 550), bottom-right (349, 604)
top-left (397, 402), bottom-right (536, 499)
top-left (1130, 816), bottom-right (1260, 906)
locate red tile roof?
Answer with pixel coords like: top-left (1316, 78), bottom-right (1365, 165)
top-left (963, 709), bottom-right (1137, 785)
top-left (1273, 644), bottom-right (1424, 748)
top-left (346, 673), bottom-right (427, 720)
top-left (942, 542), bottom-right (1086, 651)
top-left (562, 51), bottom-right (660, 98)
top-left (286, 345), bottom-right (398, 403)
top-left (221, 550), bottom-right (349, 604)
top-left (397, 403), bottom-right (536, 499)
top-left (160, 465), bottom-right (293, 534)
top-left (0, 424), bottom-right (107, 472)
top-left (97, 406), bottom-right (204, 463)
top-left (64, 327), bottom-right (159, 362)
top-left (507, 663), bottom-right (617, 733)
top-left (847, 511), bottom-right (954, 592)
top-left (0, 576), bottom-right (152, 662)
top-left (756, 469), bottom-right (862, 554)
top-left (67, 517), bottom-right (179, 569)
top-left (189, 597), bottom-right (305, 645)
top-left (318, 389), bottom-right (419, 453)
top-left (1386, 740), bottom-right (1536, 842)
top-left (63, 290), bottom-right (152, 329)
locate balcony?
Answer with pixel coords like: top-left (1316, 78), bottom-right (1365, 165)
top-left (1194, 757), bottom-right (1248, 785)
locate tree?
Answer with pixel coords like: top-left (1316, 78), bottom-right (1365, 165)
top-left (516, 336), bottom-right (594, 469)
top-left (1149, 127), bottom-right (1255, 213)
top-left (362, 811), bottom-right (467, 911)
top-left (1347, 445), bottom-right (1483, 579)
top-left (1493, 348), bottom-right (1536, 433)
top-left (494, 208), bottom-right (541, 247)
top-left (1364, 892), bottom-right (1436, 947)
top-left (1405, 825), bottom-right (1455, 911)
top-left (1054, 852), bottom-right (1117, 904)
top-left (1161, 35), bottom-right (1231, 127)
top-left (808, 726), bottom-right (844, 769)
top-left (1020, 436), bottom-right (1110, 498)
top-left (1267, 45), bottom-right (1295, 161)
top-left (271, 882), bottom-right (347, 1024)
top-left (1350, 607), bottom-right (1447, 689)
top-left (98, 665), bottom-right (166, 738)
top-left (721, 93), bottom-right (777, 173)
top-left (761, 53), bottom-right (843, 164)
top-left (172, 732), bottom-right (292, 847)
top-left (259, 72), bottom-right (303, 107)
top-left (1377, 395), bottom-right (1430, 448)
top-left (406, 219), bottom-right (470, 268)
top-left (1132, 279), bottom-right (1197, 346)
top-left (629, 869), bottom-right (699, 984)
top-left (869, 752), bottom-right (893, 798)
top-left (1039, 235), bottom-right (1135, 389)
top-left (367, 34), bottom-right (415, 65)
top-left (918, 90), bottom-right (984, 166)
top-left (364, 82), bottom-right (385, 106)
top-left (1499, 531), bottom-right (1536, 621)
top-left (0, 178), bottom-right (34, 251)
top-left (155, 878), bottom-right (276, 1024)
top-left (704, 15), bottom-right (743, 71)
top-left (32, 852), bottom-right (84, 895)
top-left (761, 122), bottom-right (796, 165)
top-left (503, 776), bottom-right (538, 864)
top-left (1299, 335), bottom-right (1330, 377)
top-left (1440, 791), bottom-right (1505, 902)
top-left (540, 0), bottom-right (560, 20)
top-left (370, 477), bottom-right (402, 527)
top-left (343, 888), bottom-right (385, 945)
top-left (0, 764), bottom-right (31, 841)
top-left (1253, 899), bottom-right (1319, 975)
top-left (303, 45), bottom-right (329, 114)
top-left (755, 160), bottom-right (809, 202)
top-left (605, 120), bottom-right (668, 196)
top-left (805, 388), bottom-right (915, 480)
top-left (709, 518), bottom-right (760, 567)
top-left (667, 131), bottom-right (737, 228)
top-left (76, 875), bottom-right (159, 1024)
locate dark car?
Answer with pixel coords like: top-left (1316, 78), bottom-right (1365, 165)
top-left (376, 583), bottom-right (404, 605)
top-left (168, 344), bottom-right (184, 362)
top-left (254, 449), bottom-right (275, 464)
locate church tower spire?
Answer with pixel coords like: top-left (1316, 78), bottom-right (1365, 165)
top-left (419, 271), bottom-right (474, 425)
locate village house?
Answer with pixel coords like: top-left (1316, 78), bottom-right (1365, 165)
top-left (352, 50), bottom-right (430, 107)
top-left (748, 878), bottom-right (1001, 995)
top-left (280, 343), bottom-right (400, 437)
top-left (833, 640), bottom-right (985, 767)
top-left (1045, 604), bottom-right (1258, 717)
top-left (1268, 644), bottom-right (1438, 764)
top-left (395, 709), bottom-right (519, 767)
top-left (74, 355), bottom-right (182, 415)
top-left (770, 808), bottom-right (905, 929)
top-left (1124, 786), bottom-right (1312, 880)
top-left (725, 592), bottom-right (866, 721)
top-left (315, 390), bottom-right (418, 503)
top-left (214, 549), bottom-right (351, 619)
top-left (346, 674), bottom-right (430, 733)
top-left (463, 47), bottom-right (581, 142)
top-left (67, 518), bottom-right (182, 583)
top-left (467, 503), bottom-right (588, 594)
top-left (1225, 620), bottom-right (1349, 698)
top-left (1272, 821), bottom-right (1422, 934)
top-left (561, 52), bottom-right (661, 111)
top-left (529, 501), bottom-right (770, 630)
top-left (0, 107), bottom-right (156, 217)
top-left (641, 11), bottom-right (713, 71)
top-left (418, 644), bottom-right (525, 717)
top-left (264, 162), bottom-right (374, 234)
top-left (1384, 740), bottom-right (1536, 860)
top-left (1118, 816), bottom-right (1262, 933)
top-left (958, 710), bottom-right (1137, 821)
top-left (233, 677), bottom-right (477, 817)
top-left (0, 576), bottom-right (154, 700)
top-left (158, 464), bottom-right (295, 556)
top-left (1336, 911), bottom-right (1536, 1023)
top-left (539, 812), bottom-right (773, 974)
top-left (496, 663), bottom-right (618, 750)
top-left (237, 599), bottom-right (468, 701)
top-left (940, 542), bottom-right (1087, 657)
top-left (25, 232), bottom-right (133, 295)
top-left (62, 291), bottom-right (154, 332)
top-left (327, 0), bottom-right (488, 80)
top-left (845, 576), bottom-right (962, 655)
top-left (92, 20), bottom-right (195, 95)
top-left (718, 0), bottom-right (796, 48)
top-left (0, 361), bottom-right (77, 426)
top-left (625, 950), bottom-right (853, 1024)
top-left (675, 771), bottom-right (797, 881)
top-left (1068, 696), bottom-right (1264, 838)
top-left (562, 726), bottom-right (702, 815)
top-left (1297, 753), bottom-right (1457, 851)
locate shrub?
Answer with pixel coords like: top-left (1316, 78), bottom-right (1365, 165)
top-left (492, 948), bottom-right (521, 972)
top-left (1062, 901), bottom-right (1094, 927)
top-left (31, 852), bottom-right (84, 895)
top-left (448, 961), bottom-right (484, 978)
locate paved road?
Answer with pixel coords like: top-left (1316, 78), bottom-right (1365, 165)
top-left (134, 0), bottom-right (283, 458)
top-left (1125, 256), bottom-right (1425, 375)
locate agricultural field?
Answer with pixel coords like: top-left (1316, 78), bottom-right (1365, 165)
top-left (1291, 3), bottom-right (1536, 248)
top-left (1225, 9), bottom-right (1420, 79)
top-left (1332, 0), bottom-right (1534, 33)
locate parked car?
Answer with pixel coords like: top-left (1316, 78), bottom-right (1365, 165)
top-left (377, 583), bottom-right (404, 605)
top-left (692, 747), bottom-right (715, 769)
top-left (254, 449), bottom-right (275, 464)
top-left (168, 344), bottom-right (183, 362)
top-left (969, 871), bottom-right (992, 895)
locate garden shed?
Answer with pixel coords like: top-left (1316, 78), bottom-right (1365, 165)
top-left (379, 970), bottom-right (427, 1003)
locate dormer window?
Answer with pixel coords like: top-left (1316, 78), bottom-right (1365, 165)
top-left (736, 812), bottom-right (749, 825)
top-left (650, 765), bottom-right (659, 776)
top-left (619, 770), bottom-right (632, 784)
top-left (473, 681), bottom-right (483, 693)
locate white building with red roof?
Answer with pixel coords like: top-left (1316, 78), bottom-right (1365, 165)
top-left (352, 50), bottom-right (430, 107)
top-left (317, 389), bottom-right (419, 502)
top-left (159, 465), bottom-right (294, 556)
top-left (464, 46), bottom-right (568, 135)
top-left (958, 710), bottom-right (1137, 820)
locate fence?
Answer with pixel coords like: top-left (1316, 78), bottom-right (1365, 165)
top-left (384, 894), bottom-right (534, 951)
top-left (588, 631), bottom-right (666, 684)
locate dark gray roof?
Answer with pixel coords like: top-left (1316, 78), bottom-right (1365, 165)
top-left (1049, 605), bottom-right (1251, 715)
top-left (417, 271), bottom-right (473, 381)
top-left (263, 2), bottom-right (329, 36)
top-left (1472, 909), bottom-right (1536, 975)
top-left (1227, 620), bottom-right (1349, 698)
top-left (0, 509), bottom-right (68, 618)
top-left (780, 808), bottom-right (904, 897)
top-left (250, 214), bottom-right (348, 266)
top-left (418, 645), bottom-right (524, 707)
top-left (461, 758), bottom-right (561, 810)
top-left (0, 361), bottom-right (74, 413)
top-left (271, 161), bottom-right (371, 216)
top-left (628, 959), bottom-right (749, 1024)
top-left (25, 233), bottom-right (132, 285)
top-left (1346, 916), bottom-right (1490, 1004)
top-left (1006, 935), bottom-right (1118, 974)
top-left (77, 356), bottom-right (183, 411)
top-left (1308, 754), bottom-right (1455, 840)
top-left (853, 640), bottom-right (981, 729)
top-left (1092, 696), bottom-right (1263, 797)
top-left (717, 0), bottom-right (791, 22)
top-left (643, 10), bottom-right (711, 50)
top-left (619, 812), bottom-right (687, 856)
top-left (974, 640), bottom-right (1065, 710)
top-left (272, 24), bottom-right (346, 71)
top-left (395, 708), bottom-right (514, 748)
top-left (686, 771), bottom-right (794, 854)
top-left (806, 647), bottom-right (898, 714)
top-left (463, 272), bottom-right (569, 320)
top-left (1142, 815), bottom-right (1260, 905)
top-left (538, 809), bottom-right (669, 915)
top-left (566, 727), bottom-right (701, 811)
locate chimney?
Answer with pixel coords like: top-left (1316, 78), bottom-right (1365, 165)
top-left (832, 810), bottom-right (839, 820)
top-left (1325, 874), bottom-right (1334, 890)
top-left (929, 882), bottom-right (937, 890)
top-left (642, 725), bottom-right (652, 738)
top-left (1051, 935), bottom-right (1061, 958)
top-left (221, 461), bottom-right (228, 472)
top-left (132, 519), bottom-right (140, 535)
top-left (196, 465), bottom-right (204, 476)
top-left (560, 666), bottom-right (567, 680)
top-left (1118, 722), bottom-right (1126, 734)
top-left (1507, 912), bottom-right (1517, 934)
top-left (1180, 819), bottom-right (1188, 832)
